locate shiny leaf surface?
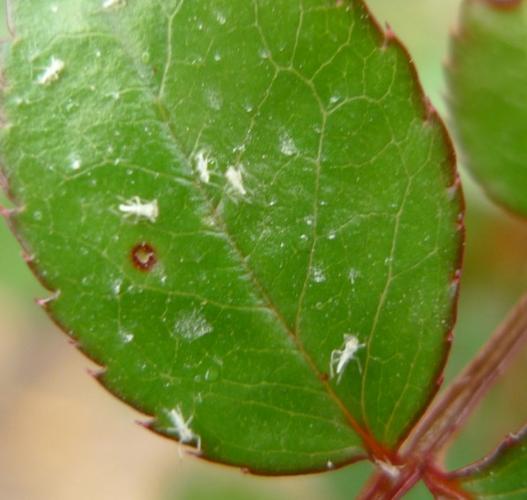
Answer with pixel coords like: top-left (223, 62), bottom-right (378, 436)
top-left (0, 0), bottom-right (462, 473)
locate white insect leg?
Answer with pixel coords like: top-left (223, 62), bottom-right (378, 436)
top-left (329, 349), bottom-right (342, 379)
top-left (356, 354), bottom-right (363, 375)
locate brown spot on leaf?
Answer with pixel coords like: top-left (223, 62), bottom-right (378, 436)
top-left (131, 242), bottom-right (157, 271)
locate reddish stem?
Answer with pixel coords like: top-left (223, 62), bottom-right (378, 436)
top-left (359, 293), bottom-right (527, 499)
top-left (402, 292), bottom-right (527, 460)
top-left (423, 466), bottom-right (472, 499)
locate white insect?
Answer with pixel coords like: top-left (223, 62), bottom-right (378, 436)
top-left (225, 165), bottom-right (247, 196)
top-left (37, 57), bottom-right (65, 86)
top-left (118, 196), bottom-right (159, 223)
top-left (329, 334), bottom-right (365, 383)
top-left (166, 407), bottom-right (201, 451)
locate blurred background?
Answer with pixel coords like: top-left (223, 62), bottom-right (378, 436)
top-left (1, 1), bottom-right (526, 499)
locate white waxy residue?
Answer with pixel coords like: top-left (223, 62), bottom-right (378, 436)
top-left (205, 88), bottom-right (222, 110)
top-left (112, 278), bottom-right (122, 295)
top-left (215, 11), bottom-right (226, 24)
top-left (174, 311), bottom-right (212, 342)
top-left (194, 150), bottom-right (211, 184)
top-left (120, 330), bottom-right (134, 343)
top-left (118, 196), bottom-right (159, 223)
top-left (69, 154), bottom-right (82, 170)
top-left (37, 57), bottom-right (65, 86)
top-left (225, 166), bottom-right (247, 196)
top-left (348, 268), bottom-right (360, 285)
top-left (166, 407), bottom-right (201, 449)
top-left (259, 48), bottom-right (270, 59)
top-left (329, 94), bottom-right (341, 105)
top-left (279, 132), bottom-right (298, 157)
top-left (312, 267), bottom-right (326, 283)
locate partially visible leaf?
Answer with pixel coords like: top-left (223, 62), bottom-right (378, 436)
top-left (450, 425), bottom-right (527, 499)
top-left (448, 0), bottom-right (527, 217)
top-left (1, 0), bottom-right (462, 473)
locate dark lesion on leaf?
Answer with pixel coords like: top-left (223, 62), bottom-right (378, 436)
top-left (131, 242), bottom-right (157, 271)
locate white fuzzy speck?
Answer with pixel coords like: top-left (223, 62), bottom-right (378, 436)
top-left (313, 267), bottom-right (326, 283)
top-left (329, 94), bottom-right (341, 105)
top-left (166, 407), bottom-right (201, 449)
top-left (112, 279), bottom-right (122, 295)
top-left (225, 166), bottom-right (247, 196)
top-left (215, 11), bottom-right (226, 24)
top-left (120, 330), bottom-right (134, 343)
top-left (102, 0), bottom-right (126, 9)
top-left (37, 57), bottom-right (65, 86)
top-left (213, 52), bottom-right (222, 62)
top-left (50, 5), bottom-right (59, 13)
top-left (349, 268), bottom-right (360, 285)
top-left (205, 88), bottom-right (222, 111)
top-left (279, 132), bottom-right (298, 156)
top-left (194, 150), bottom-right (211, 183)
top-left (259, 48), bottom-right (270, 59)
top-left (174, 311), bottom-right (212, 342)
top-left (69, 154), bottom-right (82, 170)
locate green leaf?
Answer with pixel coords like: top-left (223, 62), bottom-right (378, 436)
top-left (0, 0), bottom-right (462, 473)
top-left (452, 425), bottom-right (527, 499)
top-left (447, 0), bottom-right (527, 217)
